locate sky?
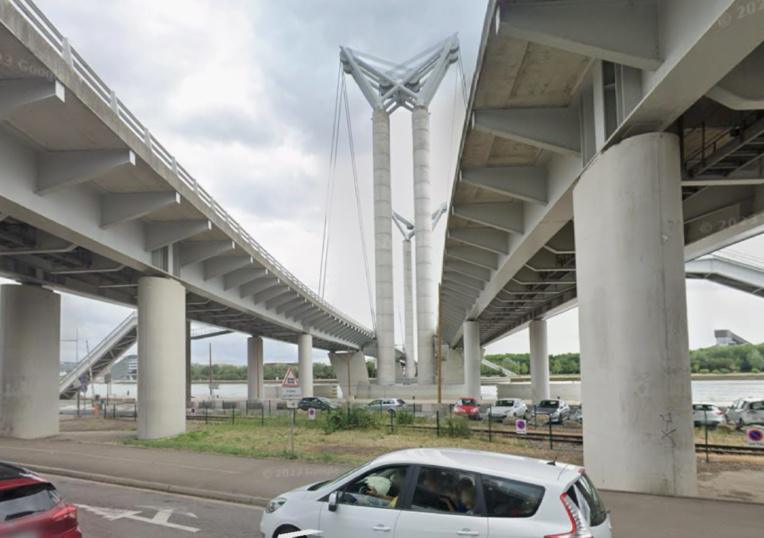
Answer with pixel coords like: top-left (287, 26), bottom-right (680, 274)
top-left (16, 0), bottom-right (764, 366)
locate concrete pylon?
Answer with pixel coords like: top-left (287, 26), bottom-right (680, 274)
top-left (0, 284), bottom-right (60, 439)
top-left (372, 109), bottom-right (396, 386)
top-left (402, 237), bottom-right (416, 379)
top-left (463, 320), bottom-right (481, 400)
top-left (247, 336), bottom-right (264, 401)
top-left (413, 106), bottom-right (435, 384)
top-left (185, 321), bottom-right (192, 408)
top-left (574, 132), bottom-right (697, 496)
top-left (298, 333), bottom-right (314, 397)
top-left (529, 319), bottom-right (550, 403)
top-left (137, 276), bottom-right (186, 440)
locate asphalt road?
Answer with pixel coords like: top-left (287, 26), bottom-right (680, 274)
top-left (45, 474), bottom-right (263, 537)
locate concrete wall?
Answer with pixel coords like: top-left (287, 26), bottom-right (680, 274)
top-left (497, 382), bottom-right (581, 403)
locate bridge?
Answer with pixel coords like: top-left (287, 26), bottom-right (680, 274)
top-left (437, 0), bottom-right (764, 497)
top-left (0, 0), bottom-right (375, 440)
top-left (2, 0), bottom-right (764, 502)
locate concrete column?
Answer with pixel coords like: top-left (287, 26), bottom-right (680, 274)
top-left (402, 238), bottom-right (416, 379)
top-left (137, 276), bottom-right (186, 440)
top-left (463, 320), bottom-right (481, 400)
top-left (0, 285), bottom-right (60, 439)
top-left (529, 319), bottom-right (550, 403)
top-left (298, 333), bottom-right (313, 397)
top-left (413, 106), bottom-right (435, 384)
top-left (247, 336), bottom-right (264, 401)
top-left (331, 350), bottom-right (370, 400)
top-left (443, 347), bottom-right (465, 385)
top-left (372, 108), bottom-right (395, 386)
top-left (185, 321), bottom-right (192, 408)
top-left (574, 132), bottom-right (696, 496)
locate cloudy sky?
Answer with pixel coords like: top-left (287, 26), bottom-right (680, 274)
top-left (20, 0), bottom-right (764, 366)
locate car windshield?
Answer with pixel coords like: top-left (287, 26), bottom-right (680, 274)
top-left (496, 400), bottom-right (514, 407)
top-left (0, 483), bottom-right (59, 522)
top-left (459, 399), bottom-right (477, 406)
top-left (539, 400), bottom-right (559, 408)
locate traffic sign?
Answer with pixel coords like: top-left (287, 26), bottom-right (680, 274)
top-left (308, 408), bottom-right (317, 420)
top-left (746, 426), bottom-right (763, 447)
top-left (281, 387), bottom-right (302, 400)
top-left (286, 399), bottom-right (298, 409)
top-left (515, 418), bottom-right (527, 435)
top-left (281, 367), bottom-right (300, 388)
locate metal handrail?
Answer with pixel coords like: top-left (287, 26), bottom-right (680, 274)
top-left (9, 0), bottom-right (373, 338)
top-left (59, 312), bottom-right (137, 392)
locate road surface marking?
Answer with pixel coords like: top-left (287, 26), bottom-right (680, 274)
top-left (77, 504), bottom-right (200, 532)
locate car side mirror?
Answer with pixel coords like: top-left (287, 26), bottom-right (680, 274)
top-left (328, 491), bottom-right (339, 512)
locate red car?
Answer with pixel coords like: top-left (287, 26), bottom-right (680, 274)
top-left (453, 397), bottom-right (482, 420)
top-left (0, 462), bottom-right (81, 537)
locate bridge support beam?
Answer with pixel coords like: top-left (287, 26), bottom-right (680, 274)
top-left (137, 277), bottom-right (186, 440)
top-left (373, 109), bottom-right (396, 386)
top-left (529, 319), bottom-right (550, 404)
top-left (298, 333), bottom-right (313, 397)
top-left (402, 238), bottom-right (416, 379)
top-left (0, 284), bottom-right (60, 439)
top-left (463, 320), bottom-right (481, 400)
top-left (413, 106), bottom-right (435, 385)
top-left (573, 132), bottom-right (696, 496)
top-left (247, 336), bottom-right (264, 401)
top-left (330, 350), bottom-right (369, 401)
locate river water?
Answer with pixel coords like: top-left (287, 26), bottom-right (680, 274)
top-left (86, 378), bottom-right (764, 405)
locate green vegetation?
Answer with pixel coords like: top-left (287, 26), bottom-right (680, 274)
top-left (442, 417), bottom-right (472, 438)
top-left (190, 360), bottom-right (379, 381)
top-left (486, 343), bottom-right (764, 375)
top-left (322, 407), bottom-right (381, 433)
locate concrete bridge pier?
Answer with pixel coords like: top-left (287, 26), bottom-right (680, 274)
top-left (298, 333), bottom-right (313, 397)
top-left (137, 277), bottom-right (186, 440)
top-left (0, 284), bottom-right (60, 439)
top-left (247, 335), bottom-right (264, 401)
top-left (529, 319), bottom-right (550, 403)
top-left (330, 350), bottom-right (369, 400)
top-left (463, 320), bottom-right (481, 399)
top-left (574, 132), bottom-right (696, 496)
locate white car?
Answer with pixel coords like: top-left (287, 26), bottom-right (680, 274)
top-left (260, 448), bottom-right (612, 538)
top-left (726, 398), bottom-right (764, 428)
top-left (692, 403), bottom-right (725, 428)
top-left (489, 399), bottom-right (528, 421)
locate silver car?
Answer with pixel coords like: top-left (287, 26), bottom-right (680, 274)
top-left (367, 398), bottom-right (407, 414)
top-left (692, 403), bottom-right (725, 428)
top-left (726, 398), bottom-right (764, 428)
top-left (489, 398), bottom-right (528, 422)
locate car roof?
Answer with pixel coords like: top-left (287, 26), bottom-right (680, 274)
top-left (370, 448), bottom-right (580, 488)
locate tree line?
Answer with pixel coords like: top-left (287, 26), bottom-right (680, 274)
top-left (484, 343), bottom-right (764, 375)
top-left (190, 342), bottom-right (763, 381)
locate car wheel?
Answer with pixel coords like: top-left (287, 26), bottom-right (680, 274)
top-left (274, 525), bottom-right (300, 538)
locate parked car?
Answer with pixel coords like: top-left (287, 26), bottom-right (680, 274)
top-left (454, 397), bottom-right (482, 420)
top-left (726, 398), bottom-right (764, 428)
top-left (489, 398), bottom-right (527, 422)
top-left (260, 448), bottom-right (612, 538)
top-left (297, 397), bottom-right (337, 412)
top-left (534, 399), bottom-right (570, 424)
top-left (0, 461), bottom-right (81, 537)
top-left (367, 399), bottom-right (407, 414)
top-left (692, 403), bottom-right (725, 428)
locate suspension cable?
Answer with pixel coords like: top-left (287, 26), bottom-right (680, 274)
top-left (318, 63), bottom-right (343, 297)
top-left (341, 75), bottom-right (376, 330)
top-left (457, 54), bottom-right (469, 107)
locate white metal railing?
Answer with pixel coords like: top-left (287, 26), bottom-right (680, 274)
top-left (9, 0), bottom-right (372, 338)
top-left (59, 312), bottom-right (137, 395)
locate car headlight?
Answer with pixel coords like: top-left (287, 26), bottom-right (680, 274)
top-left (266, 497), bottom-right (287, 513)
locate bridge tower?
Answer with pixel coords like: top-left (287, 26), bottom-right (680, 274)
top-left (340, 36), bottom-right (459, 385)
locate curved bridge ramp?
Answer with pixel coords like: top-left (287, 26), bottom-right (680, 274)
top-left (59, 312), bottom-right (137, 399)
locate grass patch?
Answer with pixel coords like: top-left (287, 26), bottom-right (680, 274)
top-left (124, 416), bottom-right (583, 466)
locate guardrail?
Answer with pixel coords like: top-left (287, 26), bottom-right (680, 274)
top-left (8, 0), bottom-right (372, 338)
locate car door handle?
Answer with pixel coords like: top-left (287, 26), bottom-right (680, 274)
top-left (457, 530), bottom-right (479, 536)
top-left (373, 524), bottom-right (392, 532)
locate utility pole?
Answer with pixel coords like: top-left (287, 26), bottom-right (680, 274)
top-left (341, 36), bottom-right (459, 387)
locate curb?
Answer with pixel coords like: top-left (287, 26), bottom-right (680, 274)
top-left (17, 463), bottom-right (270, 507)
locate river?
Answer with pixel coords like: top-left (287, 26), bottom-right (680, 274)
top-left (84, 378), bottom-right (764, 405)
